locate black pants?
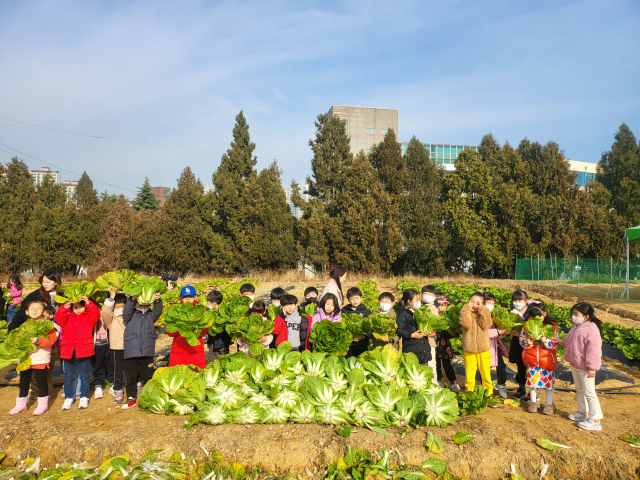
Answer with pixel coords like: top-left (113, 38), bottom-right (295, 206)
top-left (111, 350), bottom-right (125, 391)
top-left (21, 368), bottom-right (47, 397)
top-left (92, 343), bottom-right (114, 386)
top-left (436, 356), bottom-right (457, 383)
top-left (124, 356), bottom-right (154, 399)
top-left (515, 359), bottom-right (527, 388)
top-left (497, 352), bottom-right (507, 385)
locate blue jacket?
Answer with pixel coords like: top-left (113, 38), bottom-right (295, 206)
top-left (122, 298), bottom-right (163, 359)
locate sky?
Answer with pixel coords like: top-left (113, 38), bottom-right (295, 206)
top-left (0, 0), bottom-right (639, 197)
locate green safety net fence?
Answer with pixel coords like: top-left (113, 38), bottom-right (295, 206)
top-left (515, 257), bottom-right (640, 305)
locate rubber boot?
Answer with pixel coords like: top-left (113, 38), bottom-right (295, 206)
top-left (33, 396), bottom-right (49, 416)
top-left (9, 396), bottom-right (28, 415)
top-left (527, 401), bottom-right (540, 413)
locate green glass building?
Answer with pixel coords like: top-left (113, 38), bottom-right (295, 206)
top-left (400, 142), bottom-right (479, 170)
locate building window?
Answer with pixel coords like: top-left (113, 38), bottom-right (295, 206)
top-left (366, 150), bottom-right (372, 154)
top-left (382, 129), bottom-right (388, 134)
top-left (366, 128), bottom-right (374, 134)
top-left (164, 190), bottom-right (170, 196)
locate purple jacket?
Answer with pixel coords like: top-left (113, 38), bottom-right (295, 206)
top-left (309, 308), bottom-right (342, 333)
top-left (563, 321), bottom-right (602, 371)
top-left (488, 324), bottom-right (508, 367)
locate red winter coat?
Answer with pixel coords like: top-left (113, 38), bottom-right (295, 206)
top-left (273, 316), bottom-right (288, 346)
top-left (167, 328), bottom-right (208, 369)
top-left (55, 300), bottom-right (100, 359)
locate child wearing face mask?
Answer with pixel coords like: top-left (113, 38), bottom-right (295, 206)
top-left (460, 292), bottom-right (493, 395)
top-left (9, 301), bottom-right (59, 416)
top-left (484, 292), bottom-right (509, 398)
top-left (421, 285), bottom-right (440, 384)
top-left (91, 293), bottom-right (114, 402)
top-left (434, 297), bottom-right (461, 392)
top-left (240, 284), bottom-right (256, 301)
top-left (298, 287), bottom-right (319, 314)
top-left (121, 291), bottom-right (163, 410)
top-left (237, 301), bottom-right (276, 355)
top-left (520, 304), bottom-right (559, 415)
top-left (396, 289), bottom-right (431, 365)
top-left (371, 292), bottom-right (400, 350)
top-left (206, 290), bottom-right (231, 362)
top-left (102, 288), bottom-right (128, 404)
top-left (559, 302), bottom-right (604, 431)
top-left (270, 287), bottom-right (286, 307)
top-left (509, 290), bottom-right (530, 400)
top-left (56, 295), bottom-right (101, 411)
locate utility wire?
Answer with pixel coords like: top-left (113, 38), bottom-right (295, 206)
top-left (0, 142), bottom-right (138, 193)
top-left (0, 116), bottom-right (309, 164)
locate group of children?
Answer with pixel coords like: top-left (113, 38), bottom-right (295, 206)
top-left (5, 274), bottom-right (605, 431)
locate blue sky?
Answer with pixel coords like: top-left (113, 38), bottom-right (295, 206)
top-left (0, 0), bottom-right (638, 197)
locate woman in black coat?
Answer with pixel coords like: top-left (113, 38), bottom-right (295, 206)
top-left (396, 288), bottom-right (431, 364)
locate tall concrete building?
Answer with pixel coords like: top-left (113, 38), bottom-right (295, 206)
top-left (151, 186), bottom-right (171, 207)
top-left (328, 105), bottom-right (398, 155)
top-left (62, 180), bottom-right (78, 201)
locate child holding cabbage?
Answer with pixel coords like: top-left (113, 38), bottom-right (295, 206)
top-left (519, 304), bottom-right (559, 415)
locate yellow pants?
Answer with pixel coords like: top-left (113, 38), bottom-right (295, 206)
top-left (463, 351), bottom-right (493, 395)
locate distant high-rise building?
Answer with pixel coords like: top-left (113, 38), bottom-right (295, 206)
top-left (400, 142), bottom-right (479, 171)
top-left (284, 184), bottom-right (310, 219)
top-left (203, 184), bottom-right (211, 194)
top-left (62, 180), bottom-right (78, 201)
top-left (567, 160), bottom-right (597, 190)
top-left (328, 105), bottom-right (398, 156)
top-left (151, 186), bottom-right (171, 207)
top-left (30, 167), bottom-right (60, 185)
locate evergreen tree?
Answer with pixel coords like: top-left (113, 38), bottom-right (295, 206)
top-left (99, 190), bottom-right (118, 203)
top-left (397, 137), bottom-right (448, 275)
top-left (332, 152), bottom-right (402, 273)
top-left (443, 149), bottom-right (501, 274)
top-left (74, 171), bottom-right (98, 209)
top-left (307, 112), bottom-right (352, 207)
top-left (212, 110), bottom-right (257, 270)
top-left (0, 157), bottom-right (39, 272)
top-left (292, 182), bottom-right (331, 270)
top-left (243, 161), bottom-right (296, 270)
top-left (162, 167), bottom-right (216, 274)
top-left (368, 129), bottom-right (407, 196)
top-left (592, 123), bottom-right (640, 228)
top-left (131, 176), bottom-right (160, 210)
top-left (36, 174), bottom-right (67, 207)
top-left (92, 196), bottom-right (134, 271)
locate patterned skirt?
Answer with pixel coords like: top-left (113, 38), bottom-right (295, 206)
top-left (526, 366), bottom-right (555, 389)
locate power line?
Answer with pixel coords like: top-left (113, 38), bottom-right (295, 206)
top-left (0, 116), bottom-right (309, 164)
top-left (0, 142), bottom-right (138, 193)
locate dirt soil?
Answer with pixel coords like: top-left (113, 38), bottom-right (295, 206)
top-left (2, 274), bottom-right (640, 479)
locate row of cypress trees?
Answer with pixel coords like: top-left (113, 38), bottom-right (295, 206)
top-left (0, 112), bottom-right (637, 276)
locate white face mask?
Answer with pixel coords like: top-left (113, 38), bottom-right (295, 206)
top-left (412, 301), bottom-right (422, 310)
top-left (114, 308), bottom-right (124, 316)
top-left (422, 294), bottom-right (435, 304)
top-left (486, 304), bottom-right (495, 313)
top-left (513, 302), bottom-right (526, 310)
top-left (206, 305), bottom-right (213, 311)
top-left (137, 308), bottom-right (150, 314)
top-left (571, 315), bottom-right (585, 325)
top-left (272, 302), bottom-right (280, 307)
top-left (247, 295), bottom-right (255, 301)
top-left (379, 302), bottom-right (392, 312)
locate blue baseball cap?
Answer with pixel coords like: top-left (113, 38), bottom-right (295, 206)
top-left (180, 285), bottom-right (196, 298)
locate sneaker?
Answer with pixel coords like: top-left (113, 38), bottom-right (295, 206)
top-left (568, 411), bottom-right (588, 422)
top-left (513, 389), bottom-right (527, 400)
top-left (94, 387), bottom-right (104, 399)
top-left (78, 397), bottom-right (89, 409)
top-left (113, 389), bottom-right (124, 404)
top-left (61, 391), bottom-right (65, 399)
top-left (121, 397), bottom-right (137, 409)
top-left (61, 398), bottom-right (74, 410)
top-left (74, 394), bottom-right (81, 400)
top-left (450, 383), bottom-right (461, 393)
top-left (137, 383), bottom-right (143, 396)
top-left (578, 419), bottom-right (602, 431)
top-left (497, 384), bottom-right (507, 399)
top-left (108, 386), bottom-right (114, 396)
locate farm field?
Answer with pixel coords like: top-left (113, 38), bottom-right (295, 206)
top-left (2, 272), bottom-right (640, 479)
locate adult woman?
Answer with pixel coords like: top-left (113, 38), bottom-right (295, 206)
top-left (319, 265), bottom-right (346, 310)
top-left (8, 270), bottom-right (62, 332)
